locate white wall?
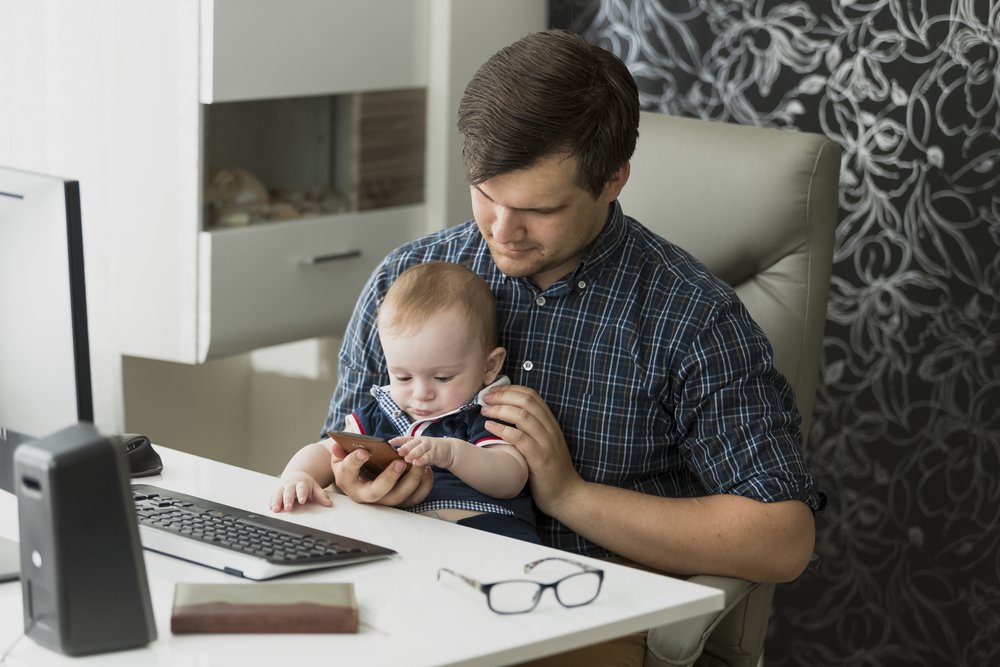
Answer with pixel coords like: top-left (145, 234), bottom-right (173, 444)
top-left (2, 0), bottom-right (128, 433)
top-left (0, 0), bottom-right (202, 435)
top-left (0, 0), bottom-right (546, 472)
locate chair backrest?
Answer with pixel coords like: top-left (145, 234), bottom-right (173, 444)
top-left (618, 111), bottom-right (841, 439)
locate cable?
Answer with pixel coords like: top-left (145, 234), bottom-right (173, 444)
top-left (0, 618), bottom-right (34, 665)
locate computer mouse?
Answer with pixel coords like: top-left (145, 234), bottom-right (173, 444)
top-left (120, 433), bottom-right (163, 478)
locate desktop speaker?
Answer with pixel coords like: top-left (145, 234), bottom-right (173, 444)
top-left (14, 423), bottom-right (156, 655)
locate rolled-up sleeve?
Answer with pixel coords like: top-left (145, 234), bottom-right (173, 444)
top-left (674, 297), bottom-right (825, 512)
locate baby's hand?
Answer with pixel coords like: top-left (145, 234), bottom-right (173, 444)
top-left (270, 470), bottom-right (333, 512)
top-left (393, 436), bottom-right (463, 469)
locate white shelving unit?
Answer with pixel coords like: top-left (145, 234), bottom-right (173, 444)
top-left (110, 0), bottom-right (431, 363)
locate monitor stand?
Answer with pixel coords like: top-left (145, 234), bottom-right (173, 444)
top-left (1, 428), bottom-right (34, 495)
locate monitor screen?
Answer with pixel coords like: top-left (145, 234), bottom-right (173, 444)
top-left (0, 166), bottom-right (93, 442)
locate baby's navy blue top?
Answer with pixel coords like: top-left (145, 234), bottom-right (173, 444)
top-left (346, 378), bottom-right (534, 525)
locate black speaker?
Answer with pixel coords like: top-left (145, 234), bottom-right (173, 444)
top-left (14, 423), bottom-right (156, 655)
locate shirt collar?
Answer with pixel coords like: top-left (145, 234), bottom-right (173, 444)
top-left (574, 200), bottom-right (628, 282)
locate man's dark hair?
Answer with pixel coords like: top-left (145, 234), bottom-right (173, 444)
top-left (457, 29), bottom-right (640, 199)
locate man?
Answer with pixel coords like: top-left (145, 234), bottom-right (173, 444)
top-left (323, 29), bottom-right (822, 665)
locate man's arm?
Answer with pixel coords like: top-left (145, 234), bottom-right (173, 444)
top-left (322, 268), bottom-right (388, 437)
top-left (481, 385), bottom-right (815, 583)
top-left (320, 258), bottom-right (437, 506)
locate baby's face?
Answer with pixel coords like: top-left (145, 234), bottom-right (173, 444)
top-left (378, 306), bottom-right (493, 420)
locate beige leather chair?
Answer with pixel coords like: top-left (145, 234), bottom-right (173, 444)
top-left (617, 111), bottom-right (841, 667)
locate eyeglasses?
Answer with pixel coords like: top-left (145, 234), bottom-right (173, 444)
top-left (437, 557), bottom-right (605, 614)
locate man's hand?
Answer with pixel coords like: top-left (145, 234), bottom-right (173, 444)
top-left (270, 470), bottom-right (333, 512)
top-left (393, 435), bottom-right (463, 468)
top-left (480, 384), bottom-right (584, 514)
top-left (330, 440), bottom-right (433, 507)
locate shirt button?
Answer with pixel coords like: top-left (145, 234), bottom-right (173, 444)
top-left (392, 410), bottom-right (402, 417)
top-left (577, 280), bottom-right (587, 289)
top-left (535, 296), bottom-right (546, 306)
top-left (522, 360), bottom-right (534, 371)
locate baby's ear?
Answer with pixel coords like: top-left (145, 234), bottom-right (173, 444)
top-left (483, 346), bottom-right (507, 384)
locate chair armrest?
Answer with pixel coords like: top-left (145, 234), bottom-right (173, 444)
top-left (645, 577), bottom-right (774, 667)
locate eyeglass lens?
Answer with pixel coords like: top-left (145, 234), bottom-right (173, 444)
top-left (489, 581), bottom-right (542, 613)
top-left (554, 571), bottom-right (602, 607)
top-left (488, 571), bottom-right (602, 613)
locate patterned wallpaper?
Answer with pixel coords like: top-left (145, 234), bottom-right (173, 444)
top-left (550, 2), bottom-right (1000, 665)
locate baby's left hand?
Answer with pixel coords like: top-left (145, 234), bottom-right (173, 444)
top-left (391, 436), bottom-right (464, 469)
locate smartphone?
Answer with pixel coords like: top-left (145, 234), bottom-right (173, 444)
top-left (327, 430), bottom-right (411, 478)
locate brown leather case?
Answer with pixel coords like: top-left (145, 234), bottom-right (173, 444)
top-left (171, 582), bottom-right (358, 634)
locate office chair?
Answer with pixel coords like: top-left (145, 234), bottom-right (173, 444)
top-left (617, 111), bottom-right (841, 667)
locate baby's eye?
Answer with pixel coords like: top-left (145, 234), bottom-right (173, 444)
top-left (394, 375), bottom-right (412, 383)
top-left (434, 376), bottom-right (455, 383)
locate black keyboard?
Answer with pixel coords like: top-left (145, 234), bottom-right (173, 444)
top-left (131, 484), bottom-right (395, 579)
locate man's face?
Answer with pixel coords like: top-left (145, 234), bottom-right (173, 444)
top-left (471, 153), bottom-right (628, 290)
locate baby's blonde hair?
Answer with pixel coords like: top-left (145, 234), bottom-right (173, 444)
top-left (377, 262), bottom-right (498, 352)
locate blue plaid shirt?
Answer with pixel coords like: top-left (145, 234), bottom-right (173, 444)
top-left (325, 201), bottom-right (823, 558)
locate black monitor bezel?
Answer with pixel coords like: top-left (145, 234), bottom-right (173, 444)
top-left (62, 180), bottom-right (94, 424)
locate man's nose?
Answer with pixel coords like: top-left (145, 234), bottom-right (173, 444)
top-left (492, 206), bottom-right (524, 244)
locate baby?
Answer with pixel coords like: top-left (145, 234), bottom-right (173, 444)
top-left (270, 261), bottom-right (537, 542)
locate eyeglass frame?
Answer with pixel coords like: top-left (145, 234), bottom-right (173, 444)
top-left (437, 556), bottom-right (605, 614)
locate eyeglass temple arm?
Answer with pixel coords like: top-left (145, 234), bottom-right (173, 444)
top-left (523, 556), bottom-right (602, 574)
top-left (437, 567), bottom-right (486, 592)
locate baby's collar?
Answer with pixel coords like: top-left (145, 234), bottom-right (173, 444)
top-left (370, 375), bottom-right (511, 423)
top-left (474, 375), bottom-right (511, 406)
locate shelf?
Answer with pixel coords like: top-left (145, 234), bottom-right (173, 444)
top-left (203, 89), bottom-right (426, 231)
top-left (200, 0), bottom-right (429, 103)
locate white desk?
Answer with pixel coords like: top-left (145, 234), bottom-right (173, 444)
top-left (0, 446), bottom-right (723, 666)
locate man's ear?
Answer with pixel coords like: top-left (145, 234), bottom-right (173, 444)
top-left (483, 347), bottom-right (507, 384)
top-left (602, 161), bottom-right (630, 202)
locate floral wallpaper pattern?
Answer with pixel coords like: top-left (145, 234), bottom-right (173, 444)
top-left (550, 1), bottom-right (1000, 665)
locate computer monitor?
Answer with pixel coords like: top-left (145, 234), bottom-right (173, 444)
top-left (0, 166), bottom-right (93, 446)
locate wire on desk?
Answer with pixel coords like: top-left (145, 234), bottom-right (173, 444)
top-left (0, 617), bottom-right (34, 665)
